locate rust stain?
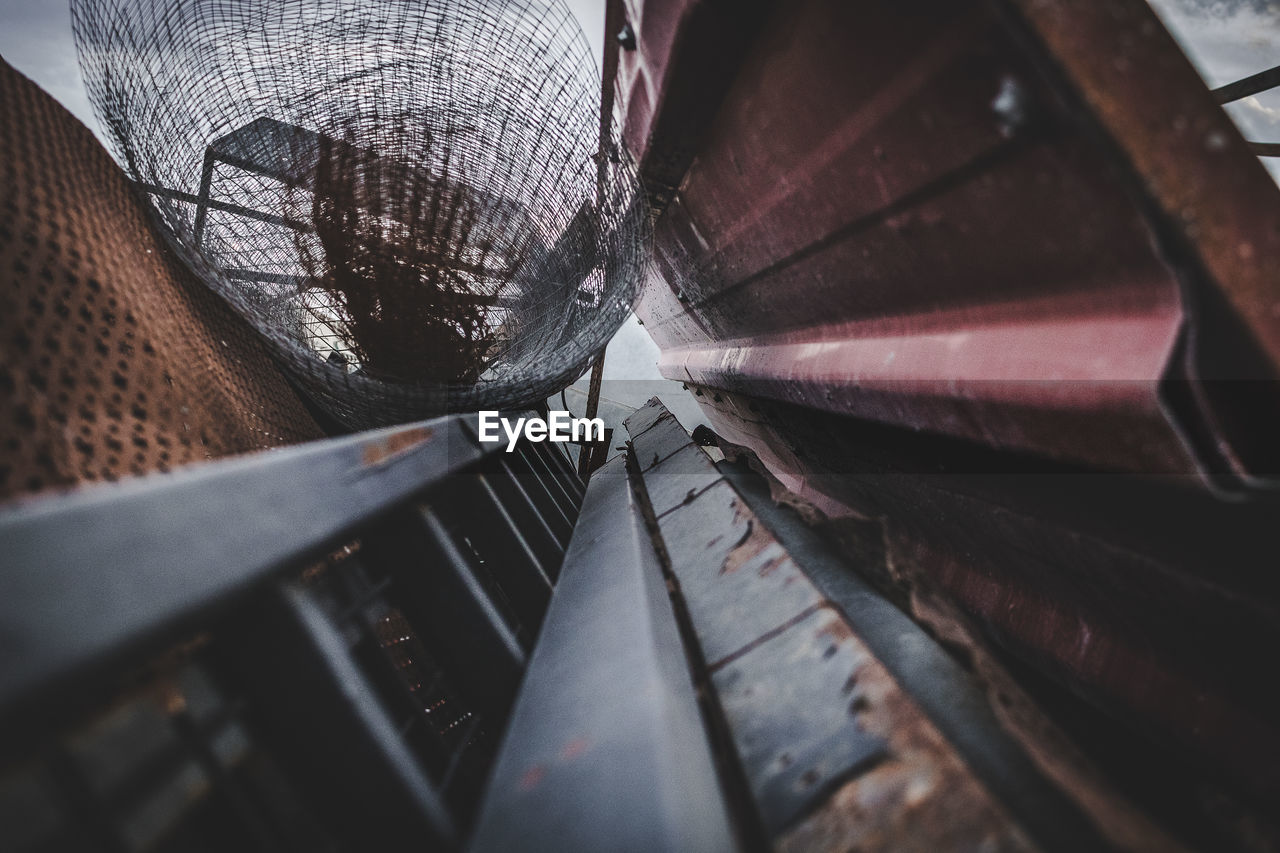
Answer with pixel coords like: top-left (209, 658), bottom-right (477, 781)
top-left (560, 737), bottom-right (590, 761)
top-left (360, 426), bottom-right (434, 468)
top-left (518, 764), bottom-right (546, 791)
top-left (721, 516), bottom-right (774, 575)
top-left (816, 617), bottom-right (854, 643)
top-left (758, 553), bottom-right (788, 577)
top-left (778, 644), bottom-right (1039, 853)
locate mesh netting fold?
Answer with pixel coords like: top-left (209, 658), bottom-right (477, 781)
top-left (72, 0), bottom-right (648, 427)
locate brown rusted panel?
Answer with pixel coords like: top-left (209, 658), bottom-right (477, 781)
top-left (623, 0), bottom-right (1280, 485)
top-left (619, 0), bottom-right (1280, 802)
top-left (0, 60), bottom-right (322, 503)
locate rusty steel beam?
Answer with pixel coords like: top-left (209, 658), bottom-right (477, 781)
top-left (995, 0), bottom-right (1280, 484)
top-left (615, 0), bottom-right (1280, 798)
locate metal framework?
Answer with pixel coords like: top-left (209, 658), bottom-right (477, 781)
top-left (0, 399), bottom-right (1118, 851)
top-left (71, 0), bottom-right (649, 427)
top-left (0, 414), bottom-right (585, 849)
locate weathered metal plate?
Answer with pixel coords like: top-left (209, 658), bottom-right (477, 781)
top-left (693, 386), bottom-right (1280, 811)
top-left (655, 480), bottom-right (823, 667)
top-left (634, 412), bottom-right (698, 472)
top-left (622, 398), bottom-right (677, 440)
top-left (628, 399), bottom-right (891, 834)
top-left (619, 0), bottom-right (1280, 810)
top-left (0, 414), bottom-right (493, 725)
top-left (710, 605), bottom-right (887, 834)
top-left (623, 401), bottom-right (1113, 850)
top-left (636, 443), bottom-right (724, 517)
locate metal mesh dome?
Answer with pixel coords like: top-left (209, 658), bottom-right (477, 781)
top-left (71, 0), bottom-right (648, 426)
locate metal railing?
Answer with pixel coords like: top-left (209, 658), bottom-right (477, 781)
top-left (0, 414), bottom-right (583, 851)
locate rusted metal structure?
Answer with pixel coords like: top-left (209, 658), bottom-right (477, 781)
top-left (0, 58), bottom-right (325, 501)
top-left (2, 399), bottom-right (1155, 852)
top-left (0, 413), bottom-right (586, 850)
top-left (5, 0), bottom-right (1280, 849)
top-left (618, 0), bottom-right (1280, 829)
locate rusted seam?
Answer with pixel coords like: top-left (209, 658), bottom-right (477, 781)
top-left (624, 443), bottom-right (772, 852)
top-left (626, 410), bottom-right (677, 441)
top-left (665, 133), bottom-right (1035, 320)
top-left (706, 602), bottom-right (829, 674)
top-left (641, 440), bottom-right (700, 473)
top-left (654, 477), bottom-right (726, 520)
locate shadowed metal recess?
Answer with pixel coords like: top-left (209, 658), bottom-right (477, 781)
top-left (70, 0), bottom-right (648, 427)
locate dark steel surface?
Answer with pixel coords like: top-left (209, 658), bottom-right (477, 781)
top-left (224, 584), bottom-right (458, 850)
top-left (506, 448), bottom-right (576, 545)
top-left (357, 542), bottom-right (522, 729)
top-left (615, 0), bottom-right (778, 212)
top-left (1, 414), bottom-right (582, 848)
top-left (709, 605), bottom-right (888, 835)
top-left (535, 439), bottom-right (587, 503)
top-left (469, 457), bottom-right (737, 853)
top-left (0, 414), bottom-right (490, 730)
top-left (491, 458), bottom-right (570, 572)
top-left (1211, 63), bottom-right (1280, 104)
top-left (655, 479), bottom-right (825, 667)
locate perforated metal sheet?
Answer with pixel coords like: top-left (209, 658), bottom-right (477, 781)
top-left (0, 59), bottom-right (323, 501)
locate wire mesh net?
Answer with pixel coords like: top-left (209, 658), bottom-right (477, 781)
top-left (71, 0), bottom-right (648, 427)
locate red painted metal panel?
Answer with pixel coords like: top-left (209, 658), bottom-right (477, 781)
top-left (624, 0), bottom-right (1280, 485)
